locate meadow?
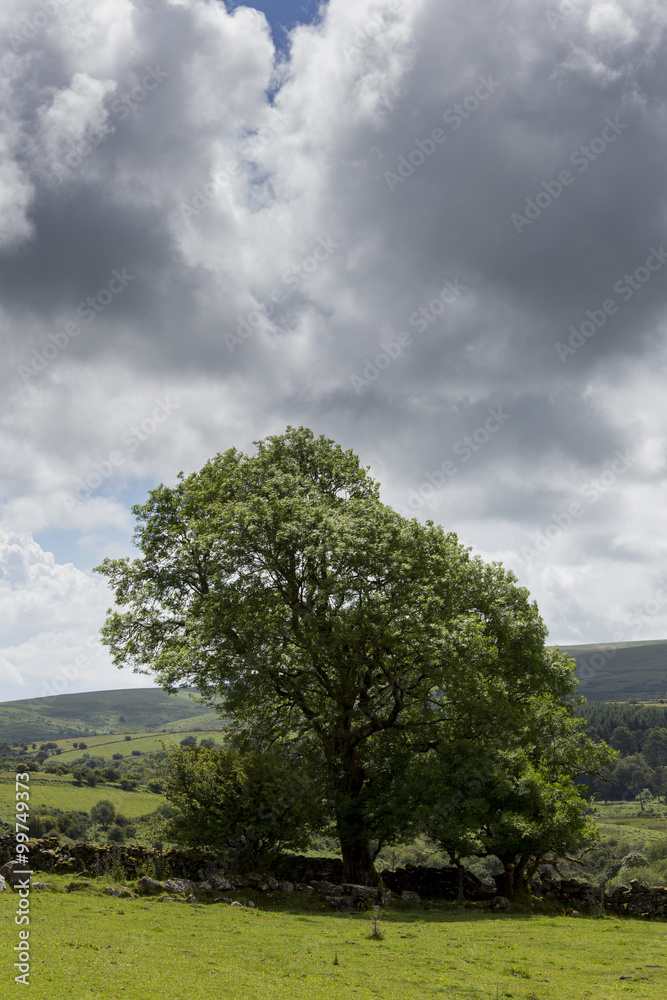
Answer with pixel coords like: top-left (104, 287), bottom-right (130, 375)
top-left (2, 875), bottom-right (666, 1000)
top-left (0, 773), bottom-right (162, 819)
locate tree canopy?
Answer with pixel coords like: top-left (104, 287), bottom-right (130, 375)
top-left (95, 426), bottom-right (611, 885)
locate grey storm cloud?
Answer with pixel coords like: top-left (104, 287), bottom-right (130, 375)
top-left (1, 0), bottom-right (667, 699)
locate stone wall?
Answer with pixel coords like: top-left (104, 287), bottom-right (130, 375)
top-left (537, 871), bottom-right (667, 918)
top-left (2, 836), bottom-right (666, 918)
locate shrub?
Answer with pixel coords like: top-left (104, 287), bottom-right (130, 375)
top-left (112, 753), bottom-right (123, 760)
top-left (90, 800), bottom-right (116, 830)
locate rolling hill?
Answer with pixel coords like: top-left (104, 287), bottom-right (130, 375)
top-left (563, 639), bottom-right (667, 701)
top-left (0, 687), bottom-right (224, 742)
top-left (1, 639), bottom-right (666, 741)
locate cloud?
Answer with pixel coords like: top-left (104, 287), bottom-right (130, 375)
top-left (1, 0), bottom-right (667, 698)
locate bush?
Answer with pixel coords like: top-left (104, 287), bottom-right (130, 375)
top-left (107, 826), bottom-right (126, 844)
top-left (160, 739), bottom-right (326, 868)
top-left (90, 800), bottom-right (116, 830)
top-left (646, 837), bottom-right (667, 862)
top-left (112, 753), bottom-right (123, 760)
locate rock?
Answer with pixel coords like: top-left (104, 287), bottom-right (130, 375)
top-left (32, 882), bottom-right (50, 890)
top-left (0, 876), bottom-right (6, 892)
top-left (164, 878), bottom-right (197, 895)
top-left (230, 901), bottom-right (242, 906)
top-left (186, 894), bottom-right (198, 904)
top-left (312, 881), bottom-right (345, 897)
top-left (136, 876), bottom-right (164, 895)
top-left (199, 875), bottom-right (232, 892)
top-left (245, 900), bottom-right (256, 908)
top-left (0, 861), bottom-right (31, 887)
top-left (64, 881), bottom-right (90, 892)
top-left (266, 877), bottom-right (279, 891)
top-left (212, 897), bottom-right (234, 904)
top-left (105, 887), bottom-right (132, 898)
top-left (277, 881), bottom-right (294, 895)
top-left (490, 896), bottom-right (511, 910)
top-left (400, 890), bottom-right (421, 904)
top-left (340, 884), bottom-right (388, 905)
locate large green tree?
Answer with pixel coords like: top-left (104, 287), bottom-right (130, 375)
top-left (95, 426), bottom-right (588, 884)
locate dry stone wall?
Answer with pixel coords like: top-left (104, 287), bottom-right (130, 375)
top-left (2, 837), bottom-right (666, 918)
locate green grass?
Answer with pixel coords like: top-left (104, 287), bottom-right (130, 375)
top-left (51, 730), bottom-right (225, 763)
top-left (0, 775), bottom-right (163, 819)
top-left (557, 639), bottom-right (667, 701)
top-left (2, 877), bottom-right (667, 998)
top-left (0, 688), bottom-right (225, 742)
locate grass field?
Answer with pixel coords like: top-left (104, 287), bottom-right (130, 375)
top-left (0, 775), bottom-right (163, 819)
top-left (0, 688), bottom-right (225, 742)
top-left (561, 640), bottom-right (667, 701)
top-left (2, 876), bottom-right (666, 999)
top-left (50, 730), bottom-right (225, 763)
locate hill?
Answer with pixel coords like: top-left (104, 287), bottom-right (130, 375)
top-left (1, 638), bottom-right (666, 741)
top-left (0, 687), bottom-right (224, 742)
top-left (561, 639), bottom-right (667, 701)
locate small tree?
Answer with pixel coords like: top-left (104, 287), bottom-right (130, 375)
top-left (160, 740), bottom-right (325, 868)
top-left (90, 800), bottom-right (116, 830)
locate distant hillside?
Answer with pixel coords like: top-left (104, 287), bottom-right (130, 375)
top-left (2, 640), bottom-right (666, 741)
top-left (560, 639), bottom-right (667, 702)
top-left (0, 688), bottom-right (224, 742)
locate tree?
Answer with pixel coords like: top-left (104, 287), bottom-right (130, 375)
top-left (159, 739), bottom-right (325, 867)
top-left (95, 426), bottom-right (596, 885)
top-left (90, 799), bottom-right (116, 830)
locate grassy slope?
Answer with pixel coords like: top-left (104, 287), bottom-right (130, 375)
top-left (50, 730), bottom-right (225, 763)
top-left (0, 774), bottom-right (163, 818)
top-left (2, 880), bottom-right (666, 999)
top-left (0, 639), bottom-right (665, 742)
top-left (559, 639), bottom-right (667, 702)
top-left (0, 688), bottom-right (225, 742)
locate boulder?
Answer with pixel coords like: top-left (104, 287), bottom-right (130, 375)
top-left (277, 881), bottom-right (294, 895)
top-left (105, 887), bottom-right (132, 898)
top-left (490, 896), bottom-right (511, 910)
top-left (400, 890), bottom-right (421, 904)
top-left (164, 878), bottom-right (197, 895)
top-left (199, 875), bottom-right (232, 892)
top-left (136, 876), bottom-right (164, 895)
top-left (0, 875), bottom-right (6, 892)
top-left (0, 861), bottom-right (31, 887)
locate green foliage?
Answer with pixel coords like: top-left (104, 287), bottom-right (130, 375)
top-left (90, 799), bottom-right (116, 830)
top-left (159, 738), bottom-right (326, 867)
top-left (95, 425), bottom-right (601, 883)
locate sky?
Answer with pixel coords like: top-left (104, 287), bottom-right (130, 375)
top-left (1, 0), bottom-right (667, 703)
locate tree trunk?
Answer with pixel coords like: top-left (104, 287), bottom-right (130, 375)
top-left (339, 828), bottom-right (377, 885)
top-left (329, 740), bottom-right (378, 886)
